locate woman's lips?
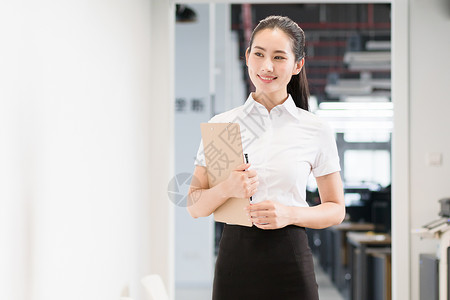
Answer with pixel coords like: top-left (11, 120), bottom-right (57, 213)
top-left (258, 75), bottom-right (276, 83)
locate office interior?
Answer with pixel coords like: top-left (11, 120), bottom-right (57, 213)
top-left (1, 1), bottom-right (449, 300)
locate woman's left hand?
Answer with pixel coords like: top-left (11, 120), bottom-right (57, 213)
top-left (245, 200), bottom-right (293, 230)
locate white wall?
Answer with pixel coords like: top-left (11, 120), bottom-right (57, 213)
top-left (213, 4), bottom-right (246, 113)
top-left (148, 1), bottom-right (175, 298)
top-left (0, 1), bottom-right (174, 299)
top-left (409, 0), bottom-right (450, 298)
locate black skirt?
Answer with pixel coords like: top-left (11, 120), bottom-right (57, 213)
top-left (212, 224), bottom-right (319, 300)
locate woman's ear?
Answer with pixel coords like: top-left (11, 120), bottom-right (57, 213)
top-left (292, 57), bottom-right (305, 75)
top-left (245, 48), bottom-right (250, 66)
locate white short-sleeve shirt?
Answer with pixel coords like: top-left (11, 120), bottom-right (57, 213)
top-left (195, 93), bottom-right (341, 207)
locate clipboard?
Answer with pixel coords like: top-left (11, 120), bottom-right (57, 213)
top-left (200, 123), bottom-right (252, 227)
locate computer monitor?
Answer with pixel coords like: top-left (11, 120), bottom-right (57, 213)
top-left (370, 186), bottom-right (391, 233)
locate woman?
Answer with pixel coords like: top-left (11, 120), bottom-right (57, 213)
top-left (188, 15), bottom-right (345, 300)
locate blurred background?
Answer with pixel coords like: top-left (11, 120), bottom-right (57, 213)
top-left (1, 1), bottom-right (449, 300)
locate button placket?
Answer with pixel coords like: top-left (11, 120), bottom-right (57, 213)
top-left (247, 107), bottom-right (269, 203)
top-left (259, 112), bottom-right (273, 202)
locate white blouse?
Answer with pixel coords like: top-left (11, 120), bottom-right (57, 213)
top-left (195, 94), bottom-right (341, 207)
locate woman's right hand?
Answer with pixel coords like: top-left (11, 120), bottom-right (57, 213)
top-left (224, 163), bottom-right (259, 199)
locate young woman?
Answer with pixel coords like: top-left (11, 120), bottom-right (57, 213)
top-left (188, 15), bottom-right (345, 300)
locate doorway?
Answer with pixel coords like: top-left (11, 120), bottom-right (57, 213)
top-left (170, 1), bottom-right (409, 299)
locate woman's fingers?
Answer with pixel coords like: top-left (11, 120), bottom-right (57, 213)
top-left (251, 215), bottom-right (270, 226)
top-left (235, 163), bottom-right (250, 171)
top-left (246, 206), bottom-right (269, 220)
top-left (250, 177), bottom-right (259, 189)
top-left (243, 169), bottom-right (258, 197)
top-left (248, 200), bottom-right (272, 210)
top-left (245, 204), bottom-right (274, 227)
top-left (225, 164), bottom-right (259, 199)
top-left (246, 169), bottom-right (257, 177)
top-left (246, 200), bottom-right (291, 229)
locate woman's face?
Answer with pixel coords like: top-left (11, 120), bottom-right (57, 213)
top-left (246, 28), bottom-right (303, 103)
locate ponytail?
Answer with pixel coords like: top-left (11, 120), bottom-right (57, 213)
top-left (288, 66), bottom-right (310, 111)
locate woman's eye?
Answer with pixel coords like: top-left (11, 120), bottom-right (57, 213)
top-left (274, 56), bottom-right (286, 60)
top-left (254, 52), bottom-right (263, 57)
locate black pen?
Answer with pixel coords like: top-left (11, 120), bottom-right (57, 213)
top-left (244, 153), bottom-right (252, 202)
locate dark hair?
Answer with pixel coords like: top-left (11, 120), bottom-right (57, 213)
top-left (248, 16), bottom-right (310, 111)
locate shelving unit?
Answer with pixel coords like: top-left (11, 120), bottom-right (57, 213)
top-left (231, 3), bottom-right (391, 101)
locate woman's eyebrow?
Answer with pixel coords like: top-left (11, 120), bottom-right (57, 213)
top-left (253, 46), bottom-right (288, 54)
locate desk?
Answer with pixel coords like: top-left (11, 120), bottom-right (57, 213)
top-left (329, 222), bottom-right (375, 290)
top-left (347, 232), bottom-right (391, 300)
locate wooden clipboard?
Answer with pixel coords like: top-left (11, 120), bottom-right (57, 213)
top-left (200, 123), bottom-right (252, 227)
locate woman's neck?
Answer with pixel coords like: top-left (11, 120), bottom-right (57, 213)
top-left (252, 92), bottom-right (288, 113)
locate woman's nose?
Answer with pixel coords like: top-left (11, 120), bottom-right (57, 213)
top-left (262, 59), bottom-right (273, 72)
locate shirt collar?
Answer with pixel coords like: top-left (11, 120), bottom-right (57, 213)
top-left (242, 93), bottom-right (302, 121)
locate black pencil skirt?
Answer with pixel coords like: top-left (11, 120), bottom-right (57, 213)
top-left (212, 224), bottom-right (319, 300)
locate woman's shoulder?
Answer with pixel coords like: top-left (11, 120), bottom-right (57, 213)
top-left (297, 108), bottom-right (328, 128)
top-left (295, 108), bottom-right (337, 141)
top-left (209, 105), bottom-right (246, 123)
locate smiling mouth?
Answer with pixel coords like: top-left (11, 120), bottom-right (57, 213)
top-left (258, 75), bottom-right (277, 82)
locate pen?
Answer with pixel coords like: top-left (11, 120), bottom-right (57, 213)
top-left (244, 153), bottom-right (252, 202)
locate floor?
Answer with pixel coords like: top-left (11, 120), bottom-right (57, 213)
top-left (176, 255), bottom-right (344, 300)
top-left (314, 256), bottom-right (345, 300)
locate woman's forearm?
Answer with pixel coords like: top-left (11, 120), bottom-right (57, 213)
top-left (289, 202), bottom-right (345, 229)
top-left (187, 164), bottom-right (258, 219)
top-left (187, 181), bottom-right (230, 218)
